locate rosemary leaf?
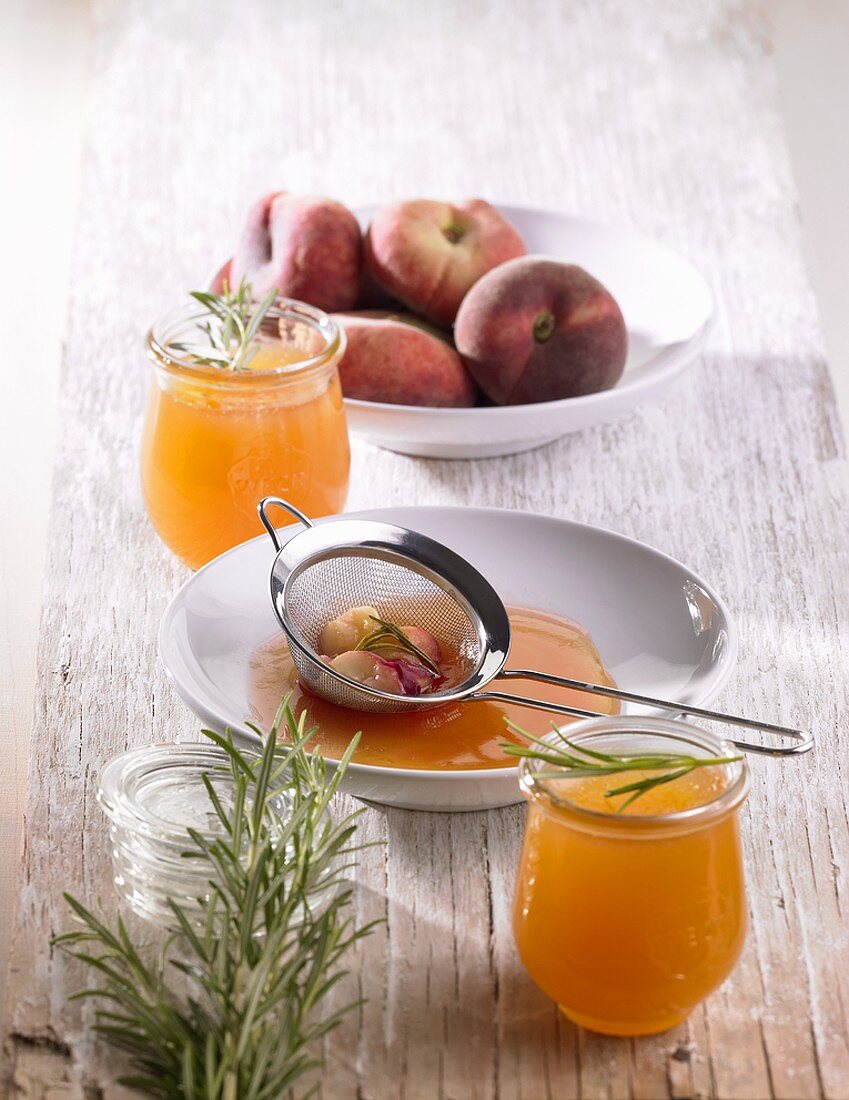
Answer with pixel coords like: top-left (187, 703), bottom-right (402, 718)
top-left (173, 279), bottom-right (281, 372)
top-left (244, 285), bottom-right (280, 345)
top-left (501, 721), bottom-right (741, 812)
top-left (354, 615), bottom-right (440, 673)
top-left (612, 766), bottom-right (693, 811)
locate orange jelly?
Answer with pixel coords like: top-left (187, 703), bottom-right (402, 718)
top-left (513, 718), bottom-right (749, 1036)
top-left (247, 606), bottom-right (619, 770)
top-left (142, 303), bottom-right (349, 570)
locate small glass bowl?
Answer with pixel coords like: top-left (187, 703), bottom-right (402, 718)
top-left (97, 742), bottom-right (293, 927)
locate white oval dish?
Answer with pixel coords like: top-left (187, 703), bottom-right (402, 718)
top-left (159, 507), bottom-right (737, 812)
top-left (212, 204), bottom-right (713, 459)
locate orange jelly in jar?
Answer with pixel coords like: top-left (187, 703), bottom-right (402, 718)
top-left (513, 716), bottom-right (749, 1036)
top-left (142, 298), bottom-right (349, 569)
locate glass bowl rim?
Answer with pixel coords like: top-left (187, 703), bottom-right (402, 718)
top-left (97, 740), bottom-right (260, 843)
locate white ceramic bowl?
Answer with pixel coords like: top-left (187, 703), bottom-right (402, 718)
top-left (159, 507), bottom-right (737, 812)
top-left (210, 204), bottom-right (713, 459)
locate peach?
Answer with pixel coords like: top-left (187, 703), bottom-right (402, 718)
top-left (327, 650), bottom-right (438, 696)
top-left (454, 257), bottom-right (628, 404)
top-left (331, 312), bottom-right (476, 407)
top-left (356, 265), bottom-right (403, 310)
top-left (328, 651), bottom-right (404, 694)
top-left (317, 605), bottom-right (380, 657)
top-left (231, 192), bottom-right (362, 312)
top-left (364, 198), bottom-right (526, 326)
top-left (210, 261), bottom-right (232, 295)
top-left (398, 626), bottom-right (441, 666)
top-left (390, 658), bottom-right (440, 696)
top-left (365, 625), bottom-right (442, 667)
top-left (342, 309), bottom-right (452, 344)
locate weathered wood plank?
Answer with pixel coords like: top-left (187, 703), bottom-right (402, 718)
top-left (4, 1), bottom-right (849, 1097)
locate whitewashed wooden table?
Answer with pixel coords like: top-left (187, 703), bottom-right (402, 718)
top-left (4, 1), bottom-right (849, 1096)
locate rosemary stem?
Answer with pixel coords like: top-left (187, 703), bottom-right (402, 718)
top-left (501, 724), bottom-right (741, 811)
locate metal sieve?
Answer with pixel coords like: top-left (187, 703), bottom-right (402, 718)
top-left (258, 498), bottom-right (812, 757)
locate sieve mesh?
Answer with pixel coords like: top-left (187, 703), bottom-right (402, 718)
top-left (283, 550), bottom-right (483, 713)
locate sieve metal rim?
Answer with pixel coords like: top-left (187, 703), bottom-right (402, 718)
top-left (267, 518), bottom-right (512, 706)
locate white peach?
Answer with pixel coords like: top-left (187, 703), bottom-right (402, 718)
top-left (317, 606), bottom-right (379, 657)
top-left (364, 198), bottom-right (526, 326)
top-left (329, 651), bottom-right (404, 694)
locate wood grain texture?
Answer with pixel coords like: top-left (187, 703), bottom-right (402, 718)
top-left (0, 0), bottom-right (89, 1029)
top-left (3, 0), bottom-right (849, 1096)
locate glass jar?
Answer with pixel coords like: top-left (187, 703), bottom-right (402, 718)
top-left (97, 742), bottom-right (295, 927)
top-left (513, 716), bottom-right (749, 1036)
top-left (142, 299), bottom-right (350, 570)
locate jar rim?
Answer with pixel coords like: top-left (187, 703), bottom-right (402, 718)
top-left (97, 741), bottom-right (257, 843)
top-left (519, 716), bottom-right (749, 832)
top-left (146, 297), bottom-right (345, 386)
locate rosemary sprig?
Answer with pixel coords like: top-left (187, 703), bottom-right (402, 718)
top-left (354, 614), bottom-right (440, 674)
top-left (170, 278), bottom-right (280, 371)
top-left (55, 703), bottom-right (378, 1099)
top-left (501, 720), bottom-right (742, 811)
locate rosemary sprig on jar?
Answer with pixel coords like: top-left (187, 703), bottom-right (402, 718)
top-left (502, 721), bottom-right (742, 811)
top-left (169, 278), bottom-right (279, 371)
top-left (55, 703), bottom-right (377, 1099)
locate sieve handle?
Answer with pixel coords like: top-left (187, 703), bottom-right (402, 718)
top-left (472, 691), bottom-right (602, 721)
top-left (257, 496), bottom-right (315, 552)
top-left (496, 668), bottom-right (813, 757)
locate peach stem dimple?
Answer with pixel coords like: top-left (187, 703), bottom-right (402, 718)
top-left (442, 221), bottom-right (465, 244)
top-left (533, 309), bottom-right (556, 342)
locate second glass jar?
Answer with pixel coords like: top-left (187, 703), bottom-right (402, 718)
top-left (513, 717), bottom-right (750, 1036)
top-left (142, 300), bottom-right (350, 570)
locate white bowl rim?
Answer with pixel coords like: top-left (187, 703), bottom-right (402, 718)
top-left (158, 504), bottom-right (738, 783)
